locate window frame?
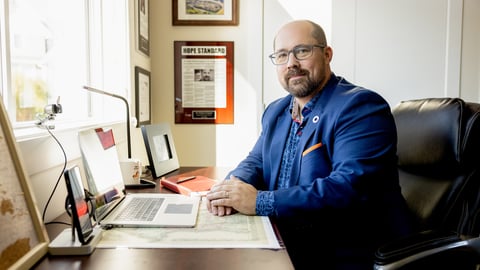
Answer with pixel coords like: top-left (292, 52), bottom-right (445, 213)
top-left (0, 0), bottom-right (131, 141)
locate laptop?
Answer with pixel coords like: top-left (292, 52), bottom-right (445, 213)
top-left (77, 127), bottom-right (200, 228)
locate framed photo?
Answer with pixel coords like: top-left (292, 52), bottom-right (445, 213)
top-left (137, 0), bottom-right (149, 55)
top-left (135, 66), bottom-right (151, 127)
top-left (141, 123), bottom-right (180, 178)
top-left (174, 41), bottom-right (234, 124)
top-left (173, 0), bottom-right (238, 26)
top-left (0, 99), bottom-right (49, 269)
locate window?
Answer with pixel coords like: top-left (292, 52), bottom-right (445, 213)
top-left (0, 0), bottom-right (129, 137)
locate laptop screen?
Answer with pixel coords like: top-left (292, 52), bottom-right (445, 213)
top-left (78, 127), bottom-right (125, 219)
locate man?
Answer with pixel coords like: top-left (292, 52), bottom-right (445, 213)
top-left (206, 20), bottom-right (414, 269)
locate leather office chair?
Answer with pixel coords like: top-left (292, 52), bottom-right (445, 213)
top-left (374, 98), bottom-right (480, 269)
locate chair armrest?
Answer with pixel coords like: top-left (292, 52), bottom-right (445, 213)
top-left (374, 230), bottom-right (477, 269)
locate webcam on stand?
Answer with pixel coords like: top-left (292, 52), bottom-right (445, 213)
top-left (36, 96), bottom-right (62, 130)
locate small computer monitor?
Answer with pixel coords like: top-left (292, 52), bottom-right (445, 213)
top-left (141, 123), bottom-right (180, 178)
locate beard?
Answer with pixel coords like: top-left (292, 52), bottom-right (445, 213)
top-left (284, 68), bottom-right (322, 98)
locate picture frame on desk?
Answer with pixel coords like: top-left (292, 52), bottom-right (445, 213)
top-left (0, 100), bottom-right (49, 269)
top-left (172, 0), bottom-right (238, 26)
top-left (135, 66), bottom-right (151, 127)
top-left (141, 123), bottom-right (180, 178)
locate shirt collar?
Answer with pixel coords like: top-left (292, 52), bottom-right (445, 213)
top-left (289, 93), bottom-right (320, 123)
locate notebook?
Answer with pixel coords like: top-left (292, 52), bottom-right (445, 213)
top-left (160, 175), bottom-right (216, 196)
top-left (77, 127), bottom-right (200, 228)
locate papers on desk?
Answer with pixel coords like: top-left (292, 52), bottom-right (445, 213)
top-left (97, 199), bottom-right (281, 249)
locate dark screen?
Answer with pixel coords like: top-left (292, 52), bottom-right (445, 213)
top-left (64, 166), bottom-right (93, 244)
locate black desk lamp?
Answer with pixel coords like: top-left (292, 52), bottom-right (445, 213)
top-left (82, 85), bottom-right (155, 188)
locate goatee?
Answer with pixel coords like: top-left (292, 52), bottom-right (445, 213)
top-left (285, 68), bottom-right (321, 98)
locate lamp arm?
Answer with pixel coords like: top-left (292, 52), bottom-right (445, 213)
top-left (83, 86), bottom-right (131, 159)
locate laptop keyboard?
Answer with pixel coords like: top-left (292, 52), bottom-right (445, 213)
top-left (116, 197), bottom-right (164, 221)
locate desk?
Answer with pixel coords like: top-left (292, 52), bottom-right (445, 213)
top-left (33, 167), bottom-right (294, 270)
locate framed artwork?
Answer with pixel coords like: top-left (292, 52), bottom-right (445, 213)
top-left (135, 66), bottom-right (151, 127)
top-left (137, 0), bottom-right (149, 55)
top-left (174, 41), bottom-right (234, 124)
top-left (0, 99), bottom-right (49, 269)
top-left (172, 0), bottom-right (238, 26)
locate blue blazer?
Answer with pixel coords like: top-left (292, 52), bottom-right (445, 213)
top-left (228, 74), bottom-right (413, 245)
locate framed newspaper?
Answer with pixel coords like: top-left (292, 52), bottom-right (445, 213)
top-left (174, 41), bottom-right (234, 124)
top-left (0, 100), bottom-right (49, 269)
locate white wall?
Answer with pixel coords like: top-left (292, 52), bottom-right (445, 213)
top-left (330, 0), bottom-right (479, 107)
top-left (460, 0), bottom-right (480, 101)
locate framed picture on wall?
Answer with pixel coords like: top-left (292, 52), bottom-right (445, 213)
top-left (174, 41), bottom-right (234, 124)
top-left (137, 0), bottom-right (149, 55)
top-left (172, 0), bottom-right (238, 26)
top-left (0, 99), bottom-right (49, 269)
top-left (135, 66), bottom-right (151, 127)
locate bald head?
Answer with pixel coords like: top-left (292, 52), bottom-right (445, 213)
top-left (273, 20), bottom-right (327, 50)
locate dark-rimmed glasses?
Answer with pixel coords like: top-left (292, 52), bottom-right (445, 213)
top-left (269, 44), bottom-right (325, 65)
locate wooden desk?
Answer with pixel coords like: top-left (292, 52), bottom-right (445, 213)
top-left (33, 167), bottom-right (294, 270)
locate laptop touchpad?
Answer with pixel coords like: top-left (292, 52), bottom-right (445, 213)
top-left (165, 204), bottom-right (193, 214)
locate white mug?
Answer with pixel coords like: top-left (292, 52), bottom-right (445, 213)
top-left (119, 158), bottom-right (142, 185)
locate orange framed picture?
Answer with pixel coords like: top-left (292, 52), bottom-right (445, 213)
top-left (174, 41), bottom-right (234, 124)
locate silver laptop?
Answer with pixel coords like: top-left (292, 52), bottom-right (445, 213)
top-left (77, 127), bottom-right (200, 228)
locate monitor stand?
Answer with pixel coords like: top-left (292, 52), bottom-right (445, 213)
top-left (48, 226), bottom-right (102, 255)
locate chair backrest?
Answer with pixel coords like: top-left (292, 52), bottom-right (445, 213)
top-left (393, 97), bottom-right (480, 236)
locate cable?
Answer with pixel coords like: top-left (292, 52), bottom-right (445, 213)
top-left (44, 221), bottom-right (71, 226)
top-left (41, 127), bottom-right (68, 223)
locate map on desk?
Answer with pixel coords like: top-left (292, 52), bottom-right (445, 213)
top-left (97, 199), bottom-right (281, 249)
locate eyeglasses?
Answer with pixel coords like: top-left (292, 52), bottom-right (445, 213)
top-left (269, 44), bottom-right (325, 65)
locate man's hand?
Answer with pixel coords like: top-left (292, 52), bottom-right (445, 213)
top-left (205, 176), bottom-right (257, 216)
